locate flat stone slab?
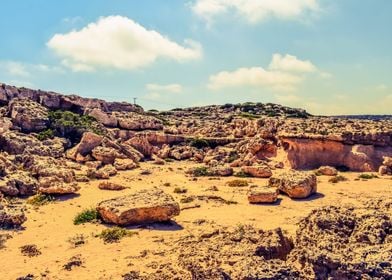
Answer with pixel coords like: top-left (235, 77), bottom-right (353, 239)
top-left (97, 188), bottom-right (180, 225)
top-left (269, 171), bottom-right (317, 199)
top-left (248, 187), bottom-right (279, 204)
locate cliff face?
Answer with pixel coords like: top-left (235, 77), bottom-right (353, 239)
top-left (0, 83), bottom-right (142, 114)
top-left (281, 137), bottom-right (392, 171)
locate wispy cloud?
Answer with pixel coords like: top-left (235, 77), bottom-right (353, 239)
top-left (192, 0), bottom-right (320, 24)
top-left (146, 83), bottom-right (183, 93)
top-left (48, 16), bottom-right (202, 72)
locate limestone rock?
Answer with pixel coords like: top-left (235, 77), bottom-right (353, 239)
top-left (92, 146), bottom-right (126, 164)
top-left (114, 112), bottom-right (163, 131)
top-left (269, 171), bottom-right (317, 198)
top-left (317, 166), bottom-right (338, 176)
top-left (248, 187), bottom-right (278, 204)
top-left (0, 172), bottom-right (38, 196)
top-left (113, 158), bottom-right (137, 171)
top-left (38, 176), bottom-right (80, 194)
top-left (92, 164), bottom-right (117, 179)
top-left (0, 203), bottom-right (27, 228)
top-left (66, 132), bottom-right (103, 160)
top-left (86, 108), bottom-right (117, 127)
top-left (97, 188), bottom-right (180, 225)
top-left (98, 181), bottom-right (126, 191)
top-left (8, 98), bottom-right (49, 132)
top-left (241, 165), bottom-right (273, 178)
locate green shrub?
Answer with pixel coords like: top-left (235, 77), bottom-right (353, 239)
top-left (226, 179), bottom-right (249, 187)
top-left (73, 208), bottom-right (100, 225)
top-left (48, 110), bottom-right (104, 144)
top-left (234, 171), bottom-right (252, 178)
top-left (190, 166), bottom-right (211, 177)
top-left (67, 234), bottom-right (87, 248)
top-left (36, 129), bottom-right (54, 141)
top-left (328, 175), bottom-right (348, 184)
top-left (98, 227), bottom-right (137, 243)
top-left (27, 193), bottom-right (55, 206)
top-left (239, 112), bottom-right (261, 120)
top-left (358, 173), bottom-right (378, 180)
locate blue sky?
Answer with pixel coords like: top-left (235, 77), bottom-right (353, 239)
top-left (0, 0), bottom-right (391, 115)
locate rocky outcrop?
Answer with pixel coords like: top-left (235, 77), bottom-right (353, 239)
top-left (8, 99), bottom-right (49, 132)
top-left (248, 187), bottom-right (278, 203)
top-left (38, 176), bottom-right (80, 194)
top-left (281, 137), bottom-right (392, 172)
top-left (97, 188), bottom-right (180, 225)
top-left (0, 83), bottom-right (142, 114)
top-left (269, 171), bottom-right (317, 198)
top-left (379, 156), bottom-right (392, 175)
top-left (0, 172), bottom-right (38, 196)
top-left (288, 202), bottom-right (392, 279)
top-left (0, 131), bottom-right (66, 158)
top-left (66, 132), bottom-right (103, 160)
top-left (114, 112), bottom-right (163, 131)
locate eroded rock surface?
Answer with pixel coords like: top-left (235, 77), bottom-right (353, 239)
top-left (97, 188), bottom-right (180, 225)
top-left (269, 170), bottom-right (317, 198)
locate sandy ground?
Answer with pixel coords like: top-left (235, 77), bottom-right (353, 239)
top-left (0, 161), bottom-right (391, 279)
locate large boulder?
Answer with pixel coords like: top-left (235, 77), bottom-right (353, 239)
top-left (241, 165), bottom-right (273, 178)
top-left (92, 146), bottom-right (126, 164)
top-left (126, 136), bottom-right (156, 157)
top-left (97, 188), bottom-right (180, 225)
top-left (269, 171), bottom-right (317, 198)
top-left (8, 98), bottom-right (49, 132)
top-left (66, 132), bottom-right (103, 160)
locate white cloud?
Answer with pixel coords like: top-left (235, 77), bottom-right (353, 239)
top-left (192, 0), bottom-right (319, 24)
top-left (208, 53), bottom-right (316, 92)
top-left (47, 16), bottom-right (202, 72)
top-left (146, 83), bottom-right (183, 93)
top-left (269, 53), bottom-right (317, 73)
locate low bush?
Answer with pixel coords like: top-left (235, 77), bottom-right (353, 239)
top-left (226, 179), bottom-right (249, 187)
top-left (27, 193), bottom-right (55, 206)
top-left (73, 208), bottom-right (100, 225)
top-left (358, 173), bottom-right (378, 180)
top-left (328, 175), bottom-right (348, 184)
top-left (98, 227), bottom-right (137, 243)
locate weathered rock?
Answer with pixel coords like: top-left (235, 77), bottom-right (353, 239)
top-left (248, 187), bottom-right (278, 204)
top-left (113, 158), bottom-right (137, 171)
top-left (383, 156), bottom-right (392, 168)
top-left (92, 146), bottom-right (126, 164)
top-left (114, 112), bottom-right (163, 131)
top-left (66, 132), bottom-right (103, 160)
top-left (379, 165), bottom-right (391, 176)
top-left (0, 117), bottom-right (12, 134)
top-left (241, 165), bottom-right (273, 178)
top-left (92, 164), bottom-right (117, 179)
top-left (86, 108), bottom-right (118, 127)
top-left (98, 181), bottom-right (126, 191)
top-left (317, 166), bottom-right (338, 176)
top-left (269, 170), bottom-right (317, 198)
top-left (0, 203), bottom-right (27, 228)
top-left (38, 176), bottom-right (80, 194)
top-left (126, 136), bottom-right (156, 157)
top-left (8, 98), bottom-right (49, 132)
top-left (0, 131), bottom-right (65, 157)
top-left (0, 172), bottom-right (38, 196)
top-left (97, 188), bottom-right (180, 225)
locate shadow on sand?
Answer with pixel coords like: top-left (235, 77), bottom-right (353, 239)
top-left (251, 198), bottom-right (282, 206)
top-left (55, 193), bottom-right (81, 201)
top-left (292, 192), bottom-right (325, 202)
top-left (101, 220), bottom-right (184, 231)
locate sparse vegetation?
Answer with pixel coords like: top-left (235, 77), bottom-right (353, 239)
top-left (20, 244), bottom-right (41, 257)
top-left (358, 173), bottom-right (379, 180)
top-left (0, 234), bottom-right (12, 250)
top-left (98, 227), bottom-right (138, 243)
top-left (180, 196), bottom-right (195, 203)
top-left (73, 208), bottom-right (100, 225)
top-left (226, 179), bottom-right (249, 187)
top-left (234, 171), bottom-right (252, 178)
top-left (173, 187), bottom-right (188, 194)
top-left (27, 193), bottom-right (55, 207)
top-left (36, 128), bottom-right (54, 141)
top-left (329, 175), bottom-right (349, 184)
top-left (67, 234), bottom-right (87, 248)
top-left (189, 166), bottom-right (211, 177)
